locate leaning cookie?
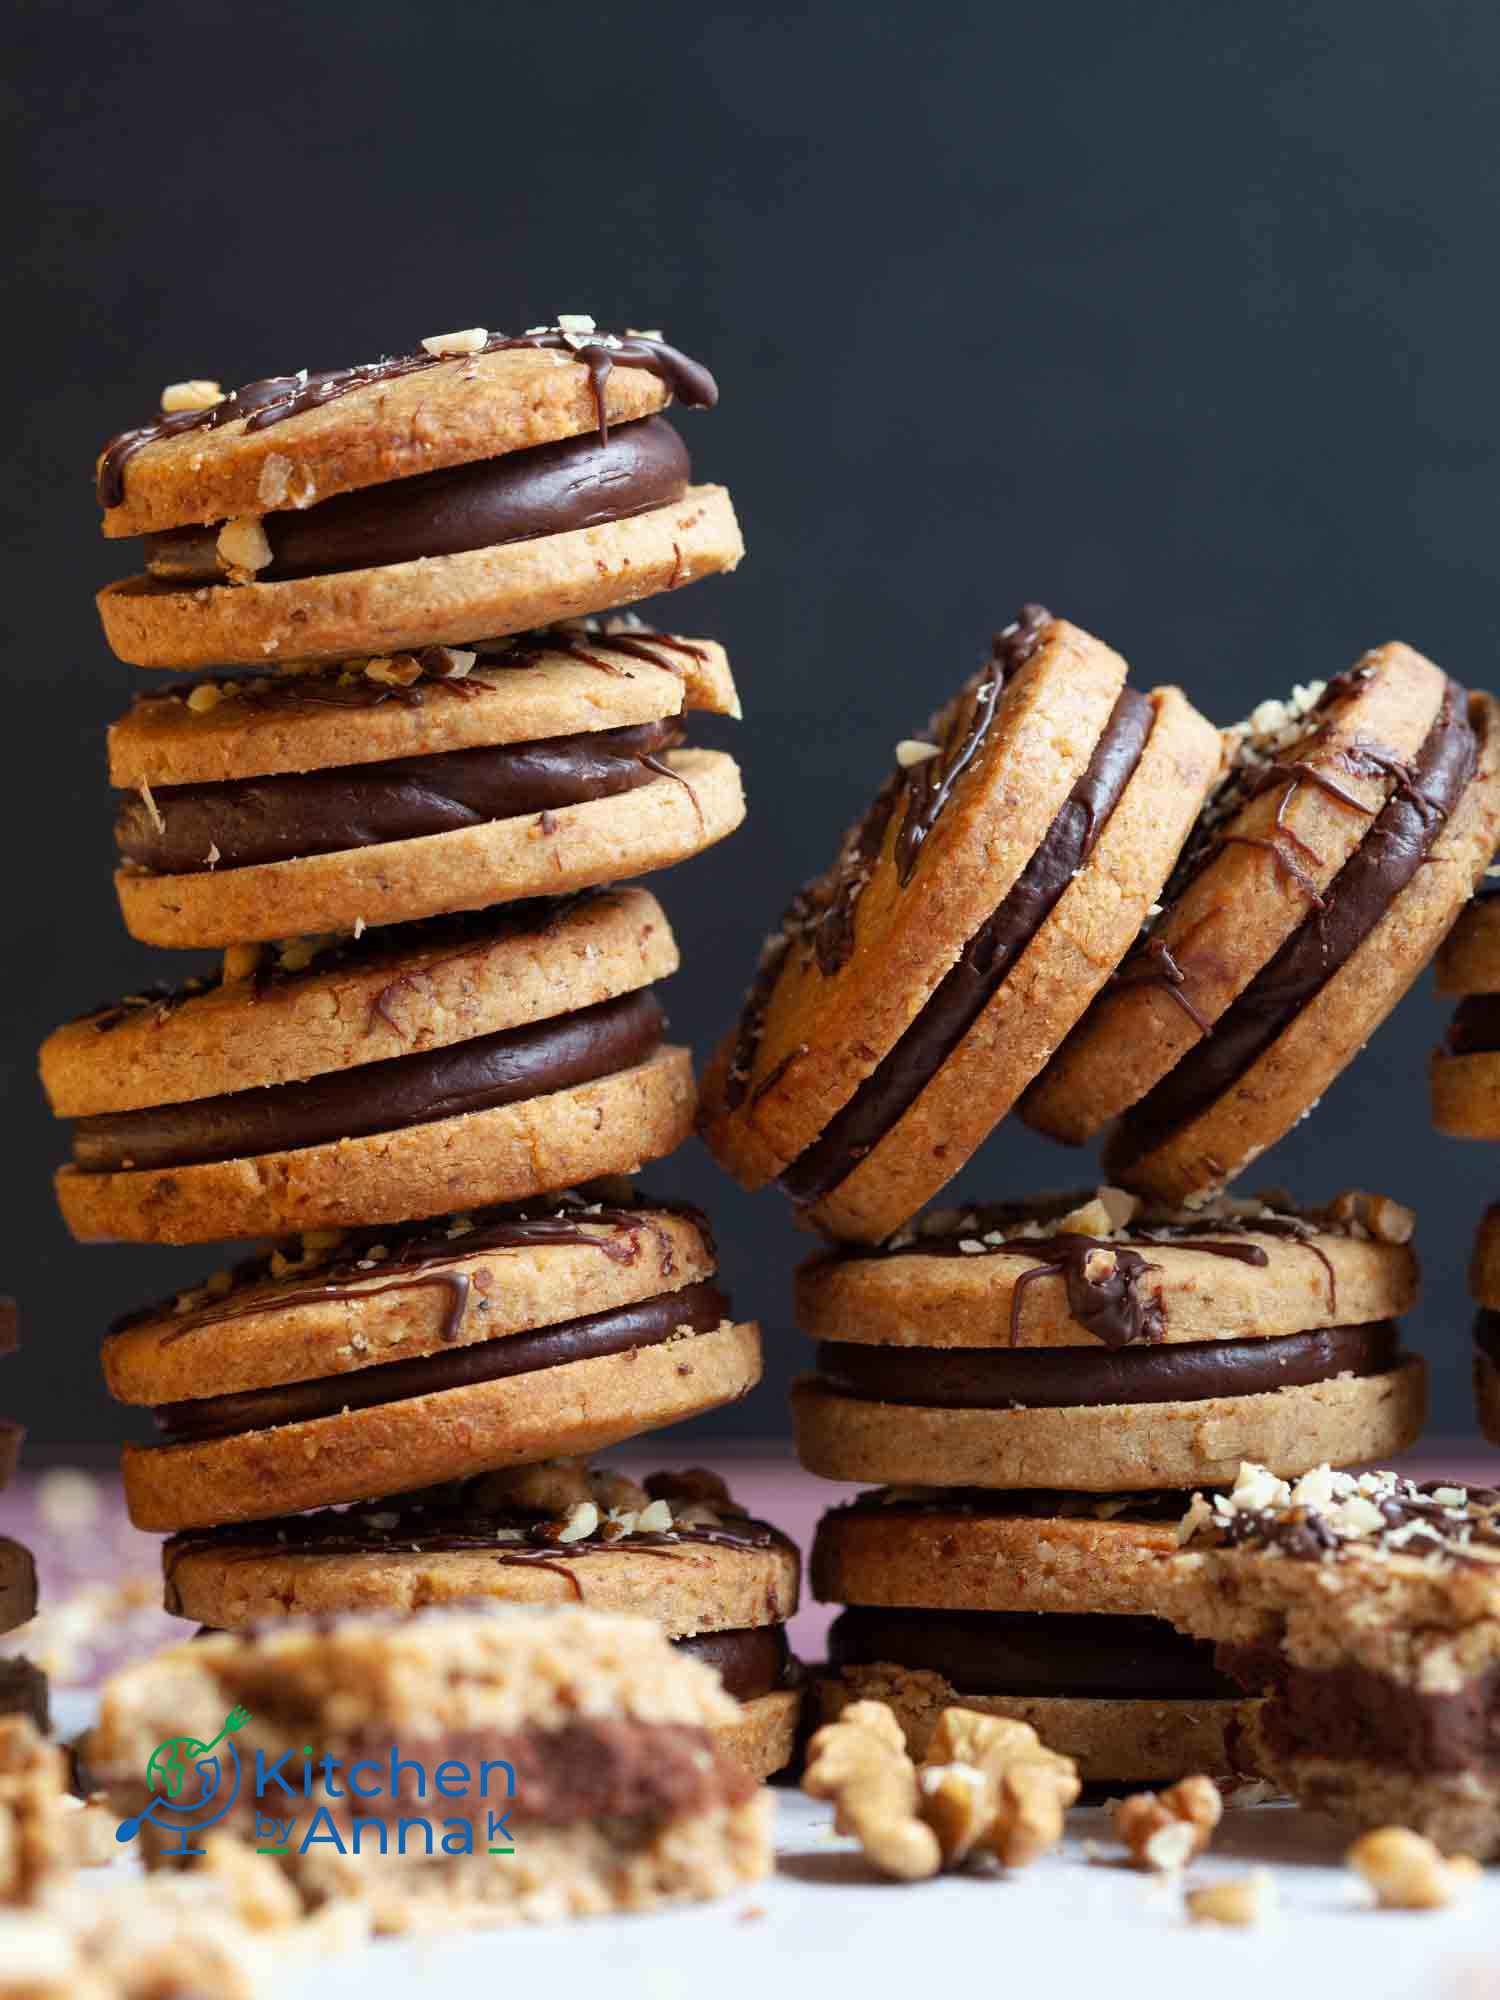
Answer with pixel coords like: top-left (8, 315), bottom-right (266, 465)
top-left (699, 605), bottom-right (1221, 1243)
top-left (1169, 1463), bottom-right (1500, 1859)
top-left (790, 1187), bottom-right (1425, 1489)
top-left (104, 1188), bottom-right (762, 1530)
top-left (1470, 1203), bottom-right (1500, 1445)
top-left (163, 1462), bottom-right (801, 1781)
top-left (811, 1489), bottom-right (1256, 1784)
top-left (0, 1539), bottom-right (36, 1637)
top-left (96, 320), bottom-right (743, 668)
top-left (110, 622), bottom-right (744, 948)
top-left (43, 890), bottom-right (694, 1245)
top-left (1432, 875), bottom-right (1500, 1138)
top-left (1027, 648), bottom-right (1500, 1205)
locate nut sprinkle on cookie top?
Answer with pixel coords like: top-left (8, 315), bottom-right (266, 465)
top-left (1178, 1461), bottom-right (1500, 1567)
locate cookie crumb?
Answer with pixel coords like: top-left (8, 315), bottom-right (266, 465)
top-left (1186, 1870), bottom-right (1275, 1926)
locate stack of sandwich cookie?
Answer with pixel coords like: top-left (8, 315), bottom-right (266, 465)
top-left (1169, 1463), bottom-right (1500, 1857)
top-left (85, 1604), bottom-right (773, 1932)
top-left (1433, 870), bottom-right (1500, 1139)
top-left (108, 618), bottom-right (743, 948)
top-left (699, 606), bottom-right (1222, 1241)
top-left (1027, 644), bottom-right (1500, 1203)
top-left (161, 1460), bottom-right (801, 1781)
top-left (811, 1488), bottom-right (1255, 1783)
top-left (1470, 1202), bottom-right (1500, 1445)
top-left (795, 1185), bottom-right (1424, 1782)
top-left (0, 1302), bottom-right (44, 1731)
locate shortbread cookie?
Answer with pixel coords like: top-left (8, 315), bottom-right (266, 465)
top-left (1027, 649), bottom-right (1500, 1204)
top-left (1170, 1463), bottom-right (1500, 1857)
top-left (1432, 882), bottom-right (1500, 1137)
top-left (87, 1605), bottom-right (773, 1932)
top-left (700, 606), bottom-right (1221, 1242)
top-left (163, 1462), bottom-right (801, 1779)
top-left (0, 1540), bottom-right (37, 1637)
top-left (109, 622), bottom-right (743, 946)
top-left (105, 1190), bottom-right (761, 1527)
top-left (44, 891), bottom-right (694, 1243)
top-left (96, 323), bottom-right (742, 668)
top-left (792, 1187), bottom-right (1424, 1488)
top-left (1471, 1202), bottom-right (1500, 1445)
top-left (810, 1488), bottom-right (1254, 1782)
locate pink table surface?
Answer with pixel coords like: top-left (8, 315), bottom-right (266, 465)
top-left (2, 1441), bottom-right (1496, 1683)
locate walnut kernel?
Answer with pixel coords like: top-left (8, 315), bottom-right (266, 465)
top-left (1114, 1775), bottom-right (1223, 1871)
top-left (1347, 1827), bottom-right (1482, 1909)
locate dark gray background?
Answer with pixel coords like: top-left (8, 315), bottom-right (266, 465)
top-left (5, 0), bottom-right (1494, 1447)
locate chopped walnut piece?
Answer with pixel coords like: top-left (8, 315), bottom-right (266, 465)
top-left (216, 516), bottom-right (273, 578)
top-left (1114, 1775), bottom-right (1223, 1871)
top-left (364, 654), bottom-right (423, 687)
top-left (1324, 1190), bottom-right (1415, 1245)
top-left (472, 1460), bottom-right (593, 1515)
top-left (1346, 1828), bottom-right (1482, 1909)
top-left (160, 379), bottom-right (223, 413)
top-left (802, 1702), bottom-right (942, 1881)
top-left (895, 739), bottom-right (941, 768)
top-left (587, 1469), bottom-right (649, 1515)
top-left (1186, 1870), bottom-right (1275, 1926)
top-left (220, 944), bottom-right (265, 986)
top-left (803, 1703), bottom-right (1079, 1880)
top-left (185, 681), bottom-right (225, 713)
top-left (421, 327), bottom-right (488, 357)
top-left (554, 1501), bottom-right (600, 1544)
top-left (643, 1468), bottom-right (738, 1510)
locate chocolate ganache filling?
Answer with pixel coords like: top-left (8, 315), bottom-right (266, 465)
top-left (780, 686), bottom-right (1155, 1205)
top-left (73, 988), bottom-right (664, 1173)
top-left (829, 1608), bottom-right (1234, 1701)
top-left (675, 1625), bottom-right (792, 1702)
top-left (1116, 680), bottom-right (1478, 1162)
top-left (151, 1279), bottom-right (729, 1442)
top-left (141, 416), bottom-right (690, 584)
top-left (813, 1320), bottom-right (1399, 1410)
top-left (1217, 1646), bottom-right (1500, 1774)
top-left (116, 717), bottom-right (686, 875)
top-left (1474, 1310), bottom-right (1500, 1367)
top-left (1448, 996), bottom-right (1500, 1056)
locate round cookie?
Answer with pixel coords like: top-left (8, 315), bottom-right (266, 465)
top-left (162, 1461), bottom-right (802, 1779)
top-left (792, 1185), bottom-right (1424, 1489)
top-left (105, 1192), bottom-right (763, 1529)
top-left (108, 623), bottom-right (744, 947)
top-left (44, 891), bottom-right (695, 1244)
top-left (0, 1537), bottom-right (36, 1635)
top-left (700, 605), bottom-right (1221, 1244)
top-left (1436, 879), bottom-right (1500, 995)
top-left (1026, 649), bottom-right (1500, 1205)
top-left (1432, 907), bottom-right (1500, 1129)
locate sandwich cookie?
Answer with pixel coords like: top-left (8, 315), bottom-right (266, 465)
top-left (811, 1488), bottom-right (1256, 1783)
top-left (790, 1187), bottom-right (1425, 1490)
top-left (96, 320), bottom-right (743, 669)
top-left (44, 890), bottom-right (694, 1244)
top-left (104, 1188), bottom-right (762, 1530)
top-left (1470, 1203), bottom-right (1500, 1445)
top-left (1170, 1463), bottom-right (1500, 1858)
top-left (87, 1605), bottom-right (773, 1930)
top-left (1432, 874), bottom-right (1500, 1138)
top-left (110, 621), bottom-right (745, 948)
top-left (162, 1461), bottom-right (801, 1780)
top-left (1027, 647), bottom-right (1500, 1204)
top-left (699, 606), bottom-right (1221, 1243)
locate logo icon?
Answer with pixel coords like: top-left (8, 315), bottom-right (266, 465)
top-left (116, 1704), bottom-right (250, 1856)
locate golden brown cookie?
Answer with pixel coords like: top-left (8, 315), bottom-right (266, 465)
top-left (45, 893), bottom-right (694, 1244)
top-left (160, 1461), bottom-right (801, 1776)
top-left (797, 1187), bottom-right (1417, 1352)
top-left (105, 1192), bottom-right (761, 1527)
top-left (1436, 881), bottom-right (1500, 994)
top-left (99, 487), bottom-right (743, 670)
top-left (1026, 650), bottom-right (1500, 1204)
top-left (0, 1538), bottom-right (36, 1636)
top-left (791, 1361), bottom-right (1426, 1491)
top-left (1432, 953), bottom-right (1500, 1136)
top-left (816, 1672), bottom-right (1255, 1786)
top-left (1169, 1462), bottom-right (1500, 1857)
top-left (699, 606), bottom-right (1220, 1243)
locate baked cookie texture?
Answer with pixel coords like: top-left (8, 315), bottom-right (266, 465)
top-left (104, 1190), bottom-right (762, 1528)
top-left (810, 1489), bottom-right (1257, 1783)
top-left (1470, 1202), bottom-right (1500, 1446)
top-left (44, 893), bottom-right (696, 1244)
top-left (86, 1605), bottom-right (773, 1933)
top-left (1168, 1463), bottom-right (1500, 1858)
top-left (1432, 883), bottom-right (1500, 1138)
top-left (791, 1186), bottom-right (1424, 1489)
top-left (699, 605), bottom-right (1220, 1243)
top-left (162, 1460), bottom-right (802, 1781)
top-left (1026, 652), bottom-right (1500, 1205)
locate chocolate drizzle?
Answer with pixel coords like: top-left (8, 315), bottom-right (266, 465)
top-left (778, 686), bottom-right (1154, 1207)
top-left (98, 327), bottom-right (718, 510)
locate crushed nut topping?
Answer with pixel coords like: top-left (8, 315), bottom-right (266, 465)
top-left (1177, 1460), bottom-right (1500, 1566)
top-left (802, 1702), bottom-right (1078, 1881)
top-left (420, 327), bottom-right (489, 357)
